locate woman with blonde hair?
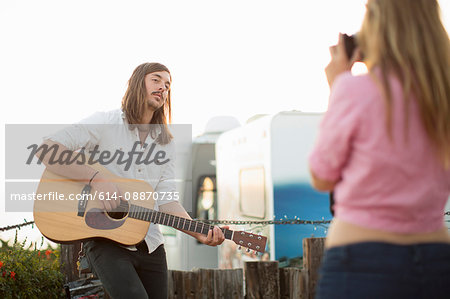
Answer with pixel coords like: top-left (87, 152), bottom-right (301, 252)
top-left (309, 0), bottom-right (450, 298)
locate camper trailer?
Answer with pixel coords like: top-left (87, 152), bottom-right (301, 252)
top-left (215, 111), bottom-right (333, 268)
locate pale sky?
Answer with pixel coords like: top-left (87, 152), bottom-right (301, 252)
top-left (1, 0), bottom-right (449, 246)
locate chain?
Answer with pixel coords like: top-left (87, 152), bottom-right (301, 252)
top-left (1, 211), bottom-right (449, 231)
top-left (200, 219), bottom-right (332, 225)
top-left (203, 210), bottom-right (450, 225)
top-left (0, 221), bottom-right (35, 232)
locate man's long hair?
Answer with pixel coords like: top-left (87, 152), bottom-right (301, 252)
top-left (358, 0), bottom-right (450, 168)
top-left (121, 62), bottom-right (173, 145)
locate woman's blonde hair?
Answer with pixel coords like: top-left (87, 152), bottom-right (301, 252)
top-left (358, 0), bottom-right (450, 167)
top-left (121, 62), bottom-right (173, 145)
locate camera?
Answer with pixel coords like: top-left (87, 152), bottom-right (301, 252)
top-left (343, 33), bottom-right (363, 61)
top-left (343, 33), bottom-right (357, 60)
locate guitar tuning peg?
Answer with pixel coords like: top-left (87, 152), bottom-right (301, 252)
top-left (246, 248), bottom-right (251, 253)
top-left (238, 246), bottom-right (241, 250)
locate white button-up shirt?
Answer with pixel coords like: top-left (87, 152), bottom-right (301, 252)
top-left (47, 109), bottom-right (177, 253)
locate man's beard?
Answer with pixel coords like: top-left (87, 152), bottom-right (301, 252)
top-left (146, 98), bottom-right (164, 110)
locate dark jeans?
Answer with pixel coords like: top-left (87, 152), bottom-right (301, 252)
top-left (316, 242), bottom-right (450, 299)
top-left (84, 239), bottom-right (168, 299)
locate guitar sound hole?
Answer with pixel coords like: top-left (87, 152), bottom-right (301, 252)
top-left (107, 201), bottom-right (129, 220)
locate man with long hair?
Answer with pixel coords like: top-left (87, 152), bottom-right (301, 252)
top-left (38, 62), bottom-right (226, 298)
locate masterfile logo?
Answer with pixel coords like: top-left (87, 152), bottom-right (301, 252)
top-left (26, 141), bottom-right (170, 171)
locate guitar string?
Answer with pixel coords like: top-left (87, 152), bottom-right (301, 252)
top-left (124, 203), bottom-right (234, 240)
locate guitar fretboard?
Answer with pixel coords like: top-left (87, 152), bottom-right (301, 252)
top-left (127, 204), bottom-right (233, 240)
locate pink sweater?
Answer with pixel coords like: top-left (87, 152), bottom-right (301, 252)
top-left (309, 71), bottom-right (450, 233)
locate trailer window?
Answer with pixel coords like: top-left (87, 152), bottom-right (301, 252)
top-left (196, 176), bottom-right (217, 220)
top-left (239, 167), bottom-right (266, 218)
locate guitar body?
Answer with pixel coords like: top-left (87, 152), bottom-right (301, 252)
top-left (34, 163), bottom-right (154, 245)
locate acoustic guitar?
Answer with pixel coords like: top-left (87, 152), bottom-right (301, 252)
top-left (33, 163), bottom-right (267, 253)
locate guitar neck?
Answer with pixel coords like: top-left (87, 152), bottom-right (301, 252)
top-left (128, 204), bottom-right (233, 240)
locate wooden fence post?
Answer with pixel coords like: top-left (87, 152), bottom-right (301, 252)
top-left (212, 268), bottom-right (244, 299)
top-left (168, 270), bottom-right (199, 298)
top-left (302, 237), bottom-right (325, 299)
top-left (195, 268), bottom-right (244, 299)
top-left (245, 261), bottom-right (280, 299)
top-left (60, 241), bottom-right (82, 283)
top-left (279, 267), bottom-right (307, 299)
top-left (168, 268), bottom-right (244, 299)
top-left (168, 270), bottom-right (185, 299)
top-left (183, 270), bottom-right (199, 298)
top-left (195, 269), bottom-right (215, 298)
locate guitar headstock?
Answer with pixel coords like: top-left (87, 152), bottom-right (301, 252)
top-left (232, 231), bottom-right (267, 253)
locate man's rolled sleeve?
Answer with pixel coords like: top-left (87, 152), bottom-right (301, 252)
top-left (44, 112), bottom-right (107, 150)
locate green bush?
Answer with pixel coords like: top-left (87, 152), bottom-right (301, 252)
top-left (0, 235), bottom-right (65, 299)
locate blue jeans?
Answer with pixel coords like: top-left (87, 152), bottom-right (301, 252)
top-left (84, 239), bottom-right (168, 299)
top-left (316, 242), bottom-right (450, 299)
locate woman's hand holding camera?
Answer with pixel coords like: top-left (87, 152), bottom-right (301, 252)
top-left (325, 33), bottom-right (361, 88)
